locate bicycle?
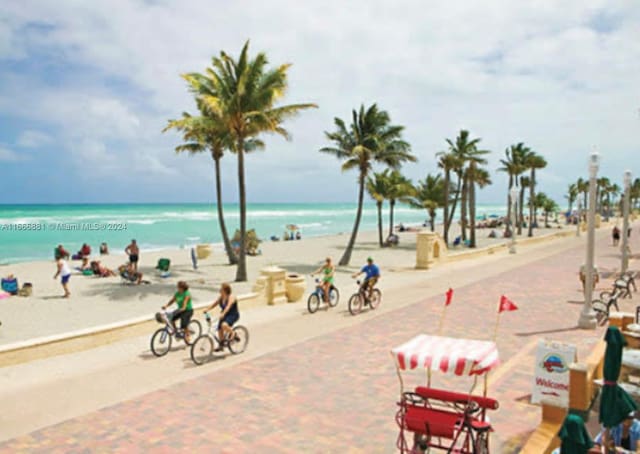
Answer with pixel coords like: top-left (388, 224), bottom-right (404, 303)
top-left (150, 310), bottom-right (202, 357)
top-left (307, 277), bottom-right (339, 313)
top-left (190, 313), bottom-right (249, 365)
top-left (348, 279), bottom-right (381, 315)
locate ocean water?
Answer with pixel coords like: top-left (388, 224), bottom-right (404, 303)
top-left (0, 203), bottom-right (507, 264)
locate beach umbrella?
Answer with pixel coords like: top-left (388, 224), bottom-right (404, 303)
top-left (599, 326), bottom-right (637, 428)
top-left (558, 414), bottom-right (593, 454)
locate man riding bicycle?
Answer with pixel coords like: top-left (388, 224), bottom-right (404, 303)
top-left (352, 256), bottom-right (380, 300)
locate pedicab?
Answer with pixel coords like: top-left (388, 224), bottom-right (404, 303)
top-left (392, 334), bottom-right (500, 453)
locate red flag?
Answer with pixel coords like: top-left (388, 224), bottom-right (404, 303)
top-left (445, 288), bottom-right (454, 306)
top-left (498, 295), bottom-right (518, 313)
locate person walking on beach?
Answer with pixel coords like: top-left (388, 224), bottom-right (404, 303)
top-left (311, 257), bottom-right (335, 306)
top-left (613, 226), bottom-right (621, 246)
top-left (352, 257), bottom-right (380, 301)
top-left (125, 239), bottom-right (139, 272)
top-left (53, 256), bottom-right (71, 298)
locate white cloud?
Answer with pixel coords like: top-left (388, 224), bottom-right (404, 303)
top-left (0, 0), bottom-right (639, 203)
top-left (0, 146), bottom-right (26, 162)
top-left (16, 130), bottom-right (52, 148)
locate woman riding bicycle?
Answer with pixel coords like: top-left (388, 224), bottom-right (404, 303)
top-left (162, 281), bottom-right (193, 343)
top-left (311, 257), bottom-right (335, 305)
top-left (203, 283), bottom-right (239, 351)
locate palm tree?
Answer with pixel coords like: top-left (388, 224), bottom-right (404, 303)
top-left (183, 41), bottom-right (317, 281)
top-left (609, 183), bottom-right (620, 216)
top-left (632, 178), bottom-right (640, 210)
top-left (565, 183), bottom-right (578, 214)
top-left (576, 177), bottom-right (589, 218)
top-left (535, 193), bottom-right (558, 227)
top-left (445, 130), bottom-right (483, 242)
top-left (163, 111), bottom-right (262, 265)
top-left (498, 143), bottom-right (527, 235)
top-left (386, 170), bottom-right (414, 237)
top-left (409, 174), bottom-right (445, 231)
top-left (468, 165), bottom-right (492, 248)
top-left (321, 104), bottom-right (415, 265)
top-left (436, 151), bottom-right (461, 245)
top-left (519, 175), bottom-right (530, 232)
top-left (525, 151), bottom-right (547, 237)
top-left (366, 170), bottom-right (391, 247)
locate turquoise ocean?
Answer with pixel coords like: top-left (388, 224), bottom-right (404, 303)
top-left (0, 203), bottom-right (507, 264)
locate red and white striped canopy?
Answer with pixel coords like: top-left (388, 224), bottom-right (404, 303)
top-left (391, 334), bottom-right (499, 376)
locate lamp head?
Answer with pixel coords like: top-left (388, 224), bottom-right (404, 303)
top-left (624, 170), bottom-right (632, 188)
top-left (588, 151), bottom-right (600, 177)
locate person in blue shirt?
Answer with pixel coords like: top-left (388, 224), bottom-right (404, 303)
top-left (352, 257), bottom-right (380, 300)
top-left (594, 412), bottom-right (640, 452)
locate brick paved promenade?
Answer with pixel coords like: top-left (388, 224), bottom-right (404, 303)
top-left (1, 227), bottom-right (637, 453)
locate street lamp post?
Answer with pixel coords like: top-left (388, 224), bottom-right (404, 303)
top-left (509, 187), bottom-right (518, 254)
top-left (578, 152), bottom-right (600, 329)
top-left (622, 170), bottom-right (632, 273)
top-left (576, 193), bottom-right (583, 237)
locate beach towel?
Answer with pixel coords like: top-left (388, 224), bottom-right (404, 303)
top-left (1, 278), bottom-right (18, 295)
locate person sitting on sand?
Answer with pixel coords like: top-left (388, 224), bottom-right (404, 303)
top-left (295, 231), bottom-right (301, 240)
top-left (53, 255), bottom-right (71, 298)
top-left (80, 256), bottom-right (91, 271)
top-left (100, 242), bottom-right (109, 255)
top-left (488, 229), bottom-right (497, 238)
top-left (203, 283), bottom-right (239, 351)
top-left (91, 261), bottom-right (115, 277)
top-left (125, 239), bottom-right (140, 272)
top-left (311, 257), bottom-right (335, 306)
top-left (162, 281), bottom-right (194, 343)
top-left (121, 263), bottom-right (144, 285)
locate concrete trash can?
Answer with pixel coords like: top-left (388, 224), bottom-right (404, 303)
top-left (285, 273), bottom-right (306, 303)
top-left (196, 244), bottom-right (212, 259)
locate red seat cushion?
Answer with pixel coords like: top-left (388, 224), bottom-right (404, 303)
top-left (404, 405), bottom-right (462, 439)
top-left (414, 386), bottom-right (499, 410)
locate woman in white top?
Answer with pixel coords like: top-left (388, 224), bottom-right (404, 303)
top-left (54, 257), bottom-right (71, 298)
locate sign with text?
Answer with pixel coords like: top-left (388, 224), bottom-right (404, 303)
top-left (531, 340), bottom-right (577, 408)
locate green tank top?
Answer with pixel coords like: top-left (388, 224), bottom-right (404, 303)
top-left (174, 290), bottom-right (192, 311)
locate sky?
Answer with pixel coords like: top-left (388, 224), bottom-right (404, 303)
top-left (0, 0), bottom-right (638, 205)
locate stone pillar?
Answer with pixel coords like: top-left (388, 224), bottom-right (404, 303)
top-left (260, 266), bottom-right (288, 305)
top-left (416, 231), bottom-right (437, 269)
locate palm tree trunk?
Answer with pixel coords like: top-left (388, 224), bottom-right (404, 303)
top-left (376, 201), bottom-right (383, 247)
top-left (528, 169), bottom-right (535, 237)
top-left (460, 174), bottom-right (468, 242)
top-left (506, 175), bottom-right (513, 235)
top-left (446, 174), bottom-right (462, 235)
top-left (213, 154), bottom-right (237, 265)
top-left (518, 184), bottom-right (525, 235)
top-left (339, 172), bottom-right (365, 266)
top-left (234, 137), bottom-right (248, 282)
top-left (469, 175), bottom-right (477, 248)
top-left (388, 199), bottom-right (395, 238)
top-left (443, 169), bottom-right (450, 244)
top-left (429, 211), bottom-right (435, 232)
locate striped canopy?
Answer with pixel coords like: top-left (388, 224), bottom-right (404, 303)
top-left (392, 334), bottom-right (499, 376)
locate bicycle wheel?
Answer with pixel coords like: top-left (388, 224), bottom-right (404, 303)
top-left (229, 326), bottom-right (249, 354)
top-left (369, 289), bottom-right (382, 310)
top-left (150, 328), bottom-right (172, 357)
top-left (592, 300), bottom-right (609, 326)
top-left (348, 293), bottom-right (363, 315)
top-left (191, 335), bottom-right (215, 365)
top-left (328, 287), bottom-right (340, 307)
top-left (473, 431), bottom-right (489, 454)
top-left (307, 293), bottom-right (320, 313)
top-left (185, 320), bottom-right (202, 345)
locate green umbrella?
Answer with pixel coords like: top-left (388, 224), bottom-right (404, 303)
top-left (599, 326), bottom-right (637, 427)
top-left (558, 414), bottom-right (594, 454)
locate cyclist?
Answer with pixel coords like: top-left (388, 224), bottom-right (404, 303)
top-left (311, 257), bottom-right (335, 305)
top-left (203, 283), bottom-right (239, 351)
top-left (352, 256), bottom-right (380, 300)
top-left (161, 281), bottom-right (193, 343)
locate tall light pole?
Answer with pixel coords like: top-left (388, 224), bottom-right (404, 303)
top-left (509, 187), bottom-right (518, 254)
top-left (622, 170), bottom-right (632, 273)
top-left (576, 193), bottom-right (583, 237)
top-left (578, 152), bottom-right (600, 329)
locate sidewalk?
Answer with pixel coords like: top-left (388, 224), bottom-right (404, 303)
top-left (0, 226), bottom-right (636, 453)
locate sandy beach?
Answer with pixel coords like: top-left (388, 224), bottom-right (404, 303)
top-left (0, 219), bottom-right (572, 346)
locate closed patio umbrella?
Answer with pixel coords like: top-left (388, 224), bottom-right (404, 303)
top-left (600, 326), bottom-right (637, 428)
top-left (558, 414), bottom-right (593, 454)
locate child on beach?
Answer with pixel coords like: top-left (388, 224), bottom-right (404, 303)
top-left (53, 256), bottom-right (71, 298)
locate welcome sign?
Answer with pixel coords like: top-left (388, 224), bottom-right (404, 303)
top-left (531, 340), bottom-right (577, 408)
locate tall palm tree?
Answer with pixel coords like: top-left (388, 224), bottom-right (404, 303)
top-left (409, 173), bottom-right (445, 231)
top-left (525, 151), bottom-right (547, 237)
top-left (609, 183), bottom-right (620, 216)
top-left (436, 151), bottom-right (461, 245)
top-left (183, 41), bottom-right (317, 281)
top-left (163, 111), bottom-right (262, 265)
top-left (565, 183), bottom-right (578, 214)
top-left (498, 143), bottom-right (527, 235)
top-left (321, 104), bottom-right (415, 265)
top-left (445, 130), bottom-right (483, 242)
top-left (366, 170), bottom-right (391, 247)
top-left (576, 177), bottom-right (589, 217)
top-left (386, 170), bottom-right (414, 237)
top-left (632, 178), bottom-right (640, 209)
top-left (468, 165), bottom-right (492, 248)
top-left (519, 175), bottom-right (530, 232)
